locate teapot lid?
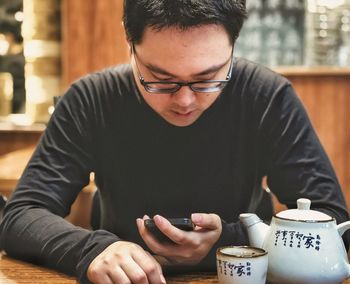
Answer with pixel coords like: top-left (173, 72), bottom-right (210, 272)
top-left (276, 198), bottom-right (333, 221)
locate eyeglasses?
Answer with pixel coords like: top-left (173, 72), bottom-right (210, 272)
top-left (132, 45), bottom-right (233, 94)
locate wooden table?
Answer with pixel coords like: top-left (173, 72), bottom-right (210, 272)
top-left (0, 252), bottom-right (76, 284)
top-left (0, 252), bottom-right (217, 283)
top-left (1, 251), bottom-right (350, 283)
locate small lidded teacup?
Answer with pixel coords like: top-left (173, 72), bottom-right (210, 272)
top-left (216, 246), bottom-right (268, 284)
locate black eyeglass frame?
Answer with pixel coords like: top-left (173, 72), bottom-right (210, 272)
top-left (132, 45), bottom-right (234, 94)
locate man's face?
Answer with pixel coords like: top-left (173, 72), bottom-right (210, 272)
top-left (131, 24), bottom-right (232, 127)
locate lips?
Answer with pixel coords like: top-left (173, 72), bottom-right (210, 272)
top-left (175, 111), bottom-right (192, 115)
top-left (172, 110), bottom-right (193, 117)
top-left (171, 108), bottom-right (195, 115)
top-left (165, 109), bottom-right (200, 126)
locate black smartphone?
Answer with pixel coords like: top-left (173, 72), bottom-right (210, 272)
top-left (144, 218), bottom-right (195, 243)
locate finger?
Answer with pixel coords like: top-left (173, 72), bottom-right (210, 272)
top-left (137, 218), bottom-right (160, 243)
top-left (87, 260), bottom-right (115, 284)
top-left (88, 269), bottom-right (114, 284)
top-left (133, 250), bottom-right (166, 284)
top-left (108, 266), bottom-right (132, 284)
top-left (96, 276), bottom-right (114, 284)
top-left (153, 215), bottom-right (189, 244)
top-left (136, 218), bottom-right (168, 246)
top-left (136, 218), bottom-right (144, 232)
top-left (87, 265), bottom-right (113, 284)
top-left (191, 213), bottom-right (221, 230)
top-left (120, 259), bottom-right (149, 284)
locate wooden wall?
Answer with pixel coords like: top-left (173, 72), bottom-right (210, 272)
top-left (289, 74), bottom-right (350, 198)
top-left (61, 0), bottom-right (128, 87)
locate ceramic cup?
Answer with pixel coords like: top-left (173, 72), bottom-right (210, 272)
top-left (216, 246), bottom-right (268, 284)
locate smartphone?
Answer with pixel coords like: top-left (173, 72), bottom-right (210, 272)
top-left (144, 218), bottom-right (195, 243)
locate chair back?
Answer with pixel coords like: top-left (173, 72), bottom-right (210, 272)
top-left (0, 195), bottom-right (7, 219)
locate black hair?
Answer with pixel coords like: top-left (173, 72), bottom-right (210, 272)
top-left (123, 0), bottom-right (247, 45)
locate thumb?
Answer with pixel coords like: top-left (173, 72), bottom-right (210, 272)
top-left (191, 213), bottom-right (221, 230)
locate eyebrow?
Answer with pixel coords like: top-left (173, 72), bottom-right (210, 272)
top-left (144, 56), bottom-right (231, 79)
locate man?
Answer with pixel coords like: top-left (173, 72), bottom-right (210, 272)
top-left (0, 1), bottom-right (349, 284)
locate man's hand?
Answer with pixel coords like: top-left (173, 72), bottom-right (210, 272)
top-left (137, 213), bottom-right (222, 265)
top-left (87, 241), bottom-right (166, 284)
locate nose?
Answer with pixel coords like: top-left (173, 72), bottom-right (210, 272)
top-left (172, 86), bottom-right (196, 108)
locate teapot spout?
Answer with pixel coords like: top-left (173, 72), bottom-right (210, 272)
top-left (239, 213), bottom-right (270, 249)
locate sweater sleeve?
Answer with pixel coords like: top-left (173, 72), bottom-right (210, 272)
top-left (0, 85), bottom-right (120, 282)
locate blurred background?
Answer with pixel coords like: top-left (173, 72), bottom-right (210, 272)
top-left (0, 0), bottom-right (349, 227)
top-left (0, 0), bottom-right (24, 115)
top-left (235, 0), bottom-right (350, 66)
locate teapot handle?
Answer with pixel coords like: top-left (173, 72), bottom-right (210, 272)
top-left (337, 221), bottom-right (350, 237)
top-left (337, 221), bottom-right (350, 279)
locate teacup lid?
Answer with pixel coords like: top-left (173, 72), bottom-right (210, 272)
top-left (276, 198), bottom-right (333, 221)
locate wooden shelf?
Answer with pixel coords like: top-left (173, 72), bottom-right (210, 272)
top-left (273, 66), bottom-right (350, 76)
top-left (0, 122), bottom-right (45, 133)
top-left (0, 114), bottom-right (45, 133)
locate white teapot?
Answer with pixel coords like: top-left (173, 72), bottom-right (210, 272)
top-left (239, 198), bottom-right (350, 284)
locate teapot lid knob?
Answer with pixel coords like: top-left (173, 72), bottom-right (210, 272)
top-left (297, 198), bottom-right (311, 210)
top-left (276, 198), bottom-right (332, 221)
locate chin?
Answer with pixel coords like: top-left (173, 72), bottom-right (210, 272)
top-left (170, 121), bottom-right (196, 127)
top-left (163, 116), bottom-right (199, 127)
